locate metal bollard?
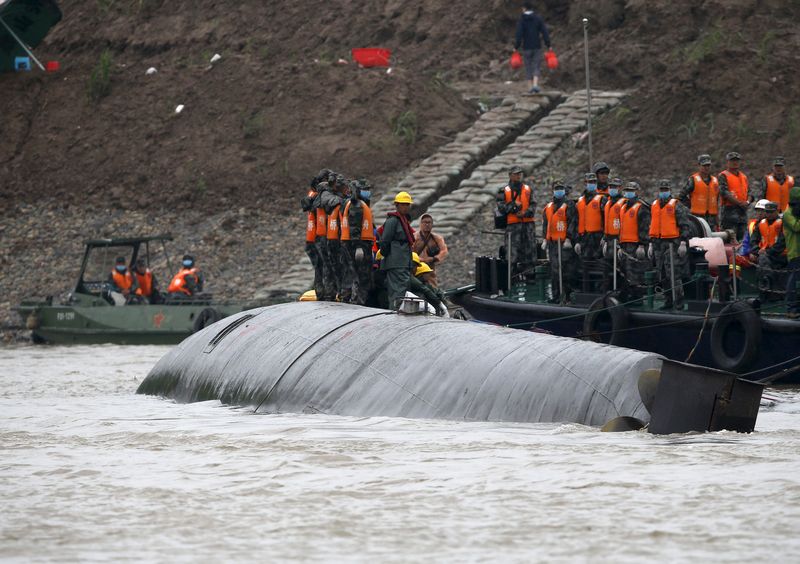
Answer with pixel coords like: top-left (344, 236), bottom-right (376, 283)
top-left (535, 265), bottom-right (548, 301)
top-left (645, 270), bottom-right (656, 309)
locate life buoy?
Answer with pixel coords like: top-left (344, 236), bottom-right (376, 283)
top-left (193, 308), bottom-right (222, 333)
top-left (583, 295), bottom-right (629, 346)
top-left (710, 301), bottom-right (761, 373)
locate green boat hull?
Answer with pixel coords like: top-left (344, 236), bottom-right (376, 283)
top-left (16, 300), bottom-right (245, 345)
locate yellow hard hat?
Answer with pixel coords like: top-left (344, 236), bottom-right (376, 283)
top-left (394, 191), bottom-right (413, 204)
top-left (299, 289), bottom-right (317, 301)
top-left (412, 252), bottom-right (421, 264)
top-left (415, 262), bottom-right (433, 276)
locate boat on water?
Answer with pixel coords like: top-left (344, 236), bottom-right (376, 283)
top-left (450, 218), bottom-right (800, 385)
top-left (14, 235), bottom-right (248, 345)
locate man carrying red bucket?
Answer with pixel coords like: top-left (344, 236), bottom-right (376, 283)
top-left (514, 1), bottom-right (551, 93)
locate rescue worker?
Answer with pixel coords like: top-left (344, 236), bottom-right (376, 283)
top-left (719, 151), bottom-right (751, 241)
top-left (496, 165), bottom-right (536, 277)
top-left (601, 177), bottom-right (625, 291)
top-left (301, 169), bottom-right (329, 299)
top-left (575, 172), bottom-right (607, 289)
top-left (108, 256), bottom-right (135, 301)
top-left (784, 187), bottom-right (800, 318)
top-left (319, 174), bottom-right (348, 301)
top-left (409, 253), bottom-right (447, 316)
top-left (740, 199), bottom-right (770, 258)
top-left (412, 213), bottom-right (448, 287)
top-left (618, 182), bottom-right (651, 300)
top-left (380, 191), bottom-right (415, 309)
top-left (680, 153), bottom-right (719, 230)
top-left (755, 156), bottom-right (794, 212)
top-left (593, 161), bottom-right (611, 195)
top-left (341, 179), bottom-right (375, 305)
top-left (168, 255), bottom-right (204, 298)
top-left (749, 201), bottom-right (787, 300)
top-left (648, 180), bottom-right (693, 310)
top-left (540, 179), bottom-right (579, 303)
top-left (133, 258), bottom-right (161, 304)
top-left (311, 172), bottom-right (334, 300)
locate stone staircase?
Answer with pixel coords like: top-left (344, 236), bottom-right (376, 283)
top-left (256, 89), bottom-right (625, 300)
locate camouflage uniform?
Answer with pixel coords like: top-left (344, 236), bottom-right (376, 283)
top-left (541, 196), bottom-right (579, 303)
top-left (318, 185), bottom-right (345, 301)
top-left (651, 198), bottom-right (693, 308)
top-left (618, 199), bottom-right (651, 298)
top-left (345, 197), bottom-right (374, 306)
top-left (719, 170), bottom-right (749, 241)
top-left (496, 180), bottom-right (537, 276)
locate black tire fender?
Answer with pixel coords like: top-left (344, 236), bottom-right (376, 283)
top-left (193, 307), bottom-right (222, 333)
top-left (710, 301), bottom-right (762, 373)
top-left (583, 295), bottom-right (629, 347)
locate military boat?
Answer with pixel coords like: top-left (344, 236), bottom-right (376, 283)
top-left (14, 235), bottom-right (248, 345)
top-left (450, 218), bottom-right (800, 385)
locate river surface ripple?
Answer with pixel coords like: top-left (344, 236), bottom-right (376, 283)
top-left (1, 345), bottom-right (799, 563)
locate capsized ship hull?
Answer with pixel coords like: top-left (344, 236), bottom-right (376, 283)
top-left (138, 302), bottom-right (762, 434)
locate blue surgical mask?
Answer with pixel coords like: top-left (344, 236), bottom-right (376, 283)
top-left (623, 191), bottom-right (636, 200)
top-left (659, 191), bottom-right (671, 200)
top-left (586, 183), bottom-right (597, 193)
top-left (182, 259), bottom-right (193, 267)
top-left (115, 265), bottom-right (126, 272)
top-left (553, 189), bottom-right (565, 199)
top-left (609, 188), bottom-right (619, 197)
top-left (360, 190), bottom-right (371, 201)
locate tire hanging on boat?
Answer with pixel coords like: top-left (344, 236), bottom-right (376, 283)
top-left (193, 307), bottom-right (222, 333)
top-left (710, 301), bottom-right (762, 373)
top-left (582, 295), bottom-right (629, 347)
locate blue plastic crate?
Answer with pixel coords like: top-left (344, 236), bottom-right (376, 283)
top-left (15, 56), bottom-right (31, 71)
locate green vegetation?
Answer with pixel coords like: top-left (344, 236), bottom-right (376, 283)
top-left (430, 71), bottom-right (450, 91)
top-left (86, 50), bottom-right (113, 103)
top-left (612, 105), bottom-right (633, 121)
top-left (679, 116), bottom-right (699, 139)
top-left (391, 111), bottom-right (418, 144)
top-left (757, 30), bottom-right (777, 62)
top-left (242, 112), bottom-right (265, 139)
top-left (685, 27), bottom-right (725, 64)
top-left (787, 106), bottom-right (800, 138)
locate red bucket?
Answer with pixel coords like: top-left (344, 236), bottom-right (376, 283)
top-left (545, 49), bottom-right (558, 70)
top-left (351, 48), bottom-right (391, 68)
top-left (510, 50), bottom-right (523, 70)
top-left (45, 60), bottom-right (60, 72)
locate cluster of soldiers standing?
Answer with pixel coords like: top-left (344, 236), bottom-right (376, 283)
top-left (497, 153), bottom-right (800, 314)
top-left (302, 170), bottom-right (450, 314)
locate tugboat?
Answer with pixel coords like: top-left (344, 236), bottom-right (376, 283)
top-left (450, 217), bottom-right (800, 384)
top-left (14, 235), bottom-right (248, 345)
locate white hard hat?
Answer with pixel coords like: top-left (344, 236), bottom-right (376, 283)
top-left (754, 199), bottom-right (771, 210)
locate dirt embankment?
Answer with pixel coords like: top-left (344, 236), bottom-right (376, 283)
top-left (2, 0), bottom-right (799, 332)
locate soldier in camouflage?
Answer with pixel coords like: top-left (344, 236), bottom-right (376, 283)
top-left (647, 179), bottom-right (694, 309)
top-left (617, 182), bottom-right (651, 300)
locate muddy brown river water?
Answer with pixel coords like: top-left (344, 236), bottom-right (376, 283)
top-left (1, 345), bottom-right (799, 562)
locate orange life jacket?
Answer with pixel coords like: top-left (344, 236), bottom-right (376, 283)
top-left (326, 205), bottom-right (340, 241)
top-left (544, 202), bottom-right (568, 241)
top-left (765, 174), bottom-right (795, 212)
top-left (720, 170), bottom-right (748, 207)
top-left (604, 199), bottom-right (624, 237)
top-left (758, 218), bottom-right (785, 252)
top-left (340, 204), bottom-right (351, 242)
top-left (649, 198), bottom-right (680, 239)
top-left (134, 270), bottom-right (154, 297)
top-left (619, 202), bottom-right (643, 244)
top-left (504, 184), bottom-right (534, 224)
top-left (690, 173), bottom-right (720, 215)
top-left (315, 207), bottom-right (327, 238)
top-left (306, 189), bottom-right (317, 243)
top-left (577, 194), bottom-right (604, 234)
top-left (111, 270), bottom-right (133, 291)
top-left (168, 268), bottom-right (198, 295)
